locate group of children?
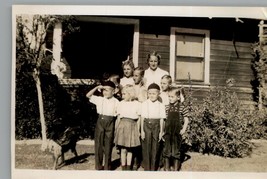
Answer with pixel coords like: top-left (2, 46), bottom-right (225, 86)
top-left (86, 51), bottom-right (189, 171)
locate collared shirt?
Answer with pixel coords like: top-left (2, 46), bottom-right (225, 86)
top-left (144, 67), bottom-right (169, 88)
top-left (117, 100), bottom-right (141, 119)
top-left (141, 99), bottom-right (166, 119)
top-left (90, 95), bottom-right (119, 116)
top-left (120, 77), bottom-right (135, 87)
top-left (159, 91), bottom-right (169, 106)
top-left (134, 85), bottom-right (147, 102)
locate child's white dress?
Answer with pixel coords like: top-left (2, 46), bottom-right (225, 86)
top-left (114, 100), bottom-right (141, 147)
top-left (120, 77), bottom-right (135, 87)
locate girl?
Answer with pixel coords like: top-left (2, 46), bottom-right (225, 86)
top-left (120, 59), bottom-right (135, 87)
top-left (144, 51), bottom-right (169, 88)
top-left (114, 85), bottom-right (141, 170)
top-left (163, 87), bottom-right (189, 171)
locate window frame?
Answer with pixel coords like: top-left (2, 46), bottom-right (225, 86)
top-left (170, 27), bottom-right (210, 86)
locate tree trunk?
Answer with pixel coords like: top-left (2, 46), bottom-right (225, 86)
top-left (34, 71), bottom-right (47, 150)
top-left (258, 87), bottom-right (263, 110)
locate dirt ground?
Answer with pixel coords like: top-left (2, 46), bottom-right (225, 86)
top-left (14, 139), bottom-right (267, 172)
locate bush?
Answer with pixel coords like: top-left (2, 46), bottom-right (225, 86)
top-left (15, 56), bottom-right (40, 139)
top-left (185, 86), bottom-right (259, 158)
top-left (15, 55), bottom-right (98, 140)
top-left (15, 118), bottom-right (41, 140)
top-left (245, 109), bottom-right (267, 139)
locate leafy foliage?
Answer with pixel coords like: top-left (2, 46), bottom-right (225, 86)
top-left (185, 86), bottom-right (267, 158)
top-left (15, 15), bottom-right (85, 140)
top-left (16, 53), bottom-right (98, 140)
top-left (251, 40), bottom-right (267, 108)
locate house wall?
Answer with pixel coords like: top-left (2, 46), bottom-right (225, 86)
top-left (138, 17), bottom-right (258, 110)
top-left (55, 16), bottom-right (259, 110)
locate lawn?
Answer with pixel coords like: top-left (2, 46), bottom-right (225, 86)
top-left (15, 139), bottom-right (267, 172)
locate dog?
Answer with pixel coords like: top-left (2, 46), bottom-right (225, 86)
top-left (45, 127), bottom-right (79, 170)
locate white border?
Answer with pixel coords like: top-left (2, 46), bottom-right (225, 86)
top-left (12, 5), bottom-right (267, 19)
top-left (12, 5), bottom-right (267, 179)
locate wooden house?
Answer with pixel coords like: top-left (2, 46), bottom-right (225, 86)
top-left (49, 13), bottom-right (267, 110)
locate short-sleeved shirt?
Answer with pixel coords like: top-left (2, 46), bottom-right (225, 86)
top-left (141, 99), bottom-right (166, 119)
top-left (144, 67), bottom-right (169, 88)
top-left (134, 85), bottom-right (147, 102)
top-left (165, 102), bottom-right (189, 118)
top-left (120, 77), bottom-right (135, 87)
top-left (159, 91), bottom-right (169, 106)
top-left (89, 95), bottom-right (119, 116)
top-left (117, 100), bottom-right (141, 119)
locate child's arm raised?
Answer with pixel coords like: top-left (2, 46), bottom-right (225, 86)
top-left (86, 85), bottom-right (103, 98)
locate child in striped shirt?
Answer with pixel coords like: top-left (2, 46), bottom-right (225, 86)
top-left (162, 87), bottom-right (189, 171)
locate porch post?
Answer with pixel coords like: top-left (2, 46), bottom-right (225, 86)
top-left (51, 22), bottom-right (63, 79)
top-left (53, 22), bottom-right (62, 63)
top-left (133, 22), bottom-right (140, 67)
top-left (169, 27), bottom-right (176, 80)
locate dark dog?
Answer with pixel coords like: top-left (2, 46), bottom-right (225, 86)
top-left (46, 127), bottom-right (79, 170)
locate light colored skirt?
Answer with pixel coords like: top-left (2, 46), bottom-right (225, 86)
top-left (114, 118), bottom-right (140, 148)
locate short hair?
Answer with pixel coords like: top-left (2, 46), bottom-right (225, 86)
top-left (134, 67), bottom-right (145, 77)
top-left (148, 83), bottom-right (160, 91)
top-left (161, 75), bottom-right (172, 84)
top-left (168, 87), bottom-right (186, 102)
top-left (147, 51), bottom-right (161, 65)
top-left (101, 80), bottom-right (116, 89)
top-left (109, 74), bottom-right (120, 84)
top-left (122, 84), bottom-right (136, 101)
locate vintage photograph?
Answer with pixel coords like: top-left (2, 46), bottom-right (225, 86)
top-left (12, 5), bottom-right (267, 179)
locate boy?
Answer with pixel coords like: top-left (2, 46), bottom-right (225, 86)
top-left (159, 75), bottom-right (172, 106)
top-left (86, 81), bottom-right (119, 170)
top-left (133, 67), bottom-right (147, 102)
top-left (140, 83), bottom-right (166, 171)
top-left (163, 87), bottom-right (189, 171)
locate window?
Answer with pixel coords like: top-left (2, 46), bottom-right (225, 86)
top-left (170, 27), bottom-right (210, 86)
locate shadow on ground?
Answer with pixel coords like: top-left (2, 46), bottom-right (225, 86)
top-left (58, 153), bottom-right (94, 169)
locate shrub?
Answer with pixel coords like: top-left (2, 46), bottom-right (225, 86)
top-left (15, 55), bottom-right (98, 140)
top-left (245, 109), bottom-right (267, 139)
top-left (185, 86), bottom-right (256, 158)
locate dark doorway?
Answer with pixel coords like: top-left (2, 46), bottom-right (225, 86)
top-left (63, 21), bottom-right (134, 79)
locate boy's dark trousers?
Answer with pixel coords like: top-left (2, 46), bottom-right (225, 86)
top-left (94, 115), bottom-right (115, 170)
top-left (142, 118), bottom-right (160, 171)
top-left (163, 133), bottom-right (182, 171)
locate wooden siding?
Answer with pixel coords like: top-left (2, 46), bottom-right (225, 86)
top-left (58, 17), bottom-right (259, 110)
top-left (138, 34), bottom-right (170, 72)
top-left (138, 34), bottom-right (256, 110)
top-left (209, 39), bottom-right (256, 109)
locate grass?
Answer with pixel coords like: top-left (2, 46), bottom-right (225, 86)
top-left (15, 139), bottom-right (267, 172)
